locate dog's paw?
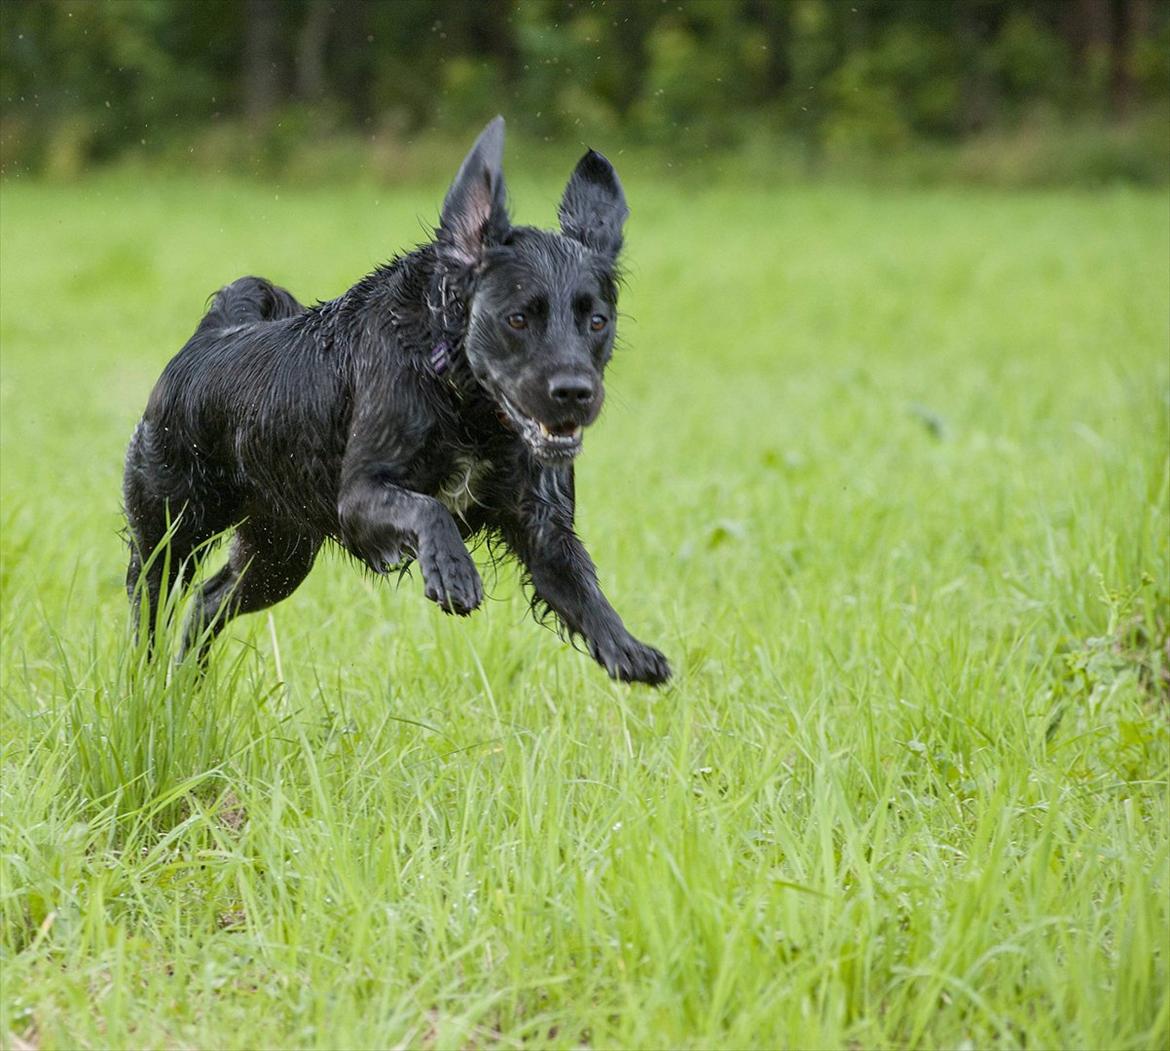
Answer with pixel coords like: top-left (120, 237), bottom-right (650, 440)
top-left (420, 545), bottom-right (483, 615)
top-left (589, 631), bottom-right (672, 686)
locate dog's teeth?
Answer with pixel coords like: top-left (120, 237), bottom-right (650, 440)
top-left (570, 427), bottom-right (581, 439)
top-left (538, 422), bottom-right (551, 438)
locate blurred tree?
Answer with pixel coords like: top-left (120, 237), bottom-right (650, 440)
top-left (296, 0), bottom-right (331, 103)
top-left (243, 0), bottom-right (281, 126)
top-left (1114, 0), bottom-right (1154, 115)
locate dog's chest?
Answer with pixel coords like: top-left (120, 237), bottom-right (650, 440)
top-left (436, 453), bottom-right (492, 519)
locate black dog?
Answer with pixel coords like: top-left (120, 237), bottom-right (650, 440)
top-left (123, 117), bottom-right (670, 685)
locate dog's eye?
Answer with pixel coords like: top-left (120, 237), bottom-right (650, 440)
top-left (506, 312), bottom-right (528, 331)
top-left (589, 313), bottom-right (607, 332)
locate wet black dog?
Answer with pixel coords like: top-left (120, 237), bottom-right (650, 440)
top-left (123, 117), bottom-right (670, 685)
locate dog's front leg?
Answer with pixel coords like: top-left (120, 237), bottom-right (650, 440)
top-left (521, 527), bottom-right (671, 685)
top-left (339, 476), bottom-right (483, 615)
top-left (505, 471), bottom-right (670, 685)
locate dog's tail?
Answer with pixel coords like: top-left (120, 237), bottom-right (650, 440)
top-left (199, 276), bottom-right (305, 331)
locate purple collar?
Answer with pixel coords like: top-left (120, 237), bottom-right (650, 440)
top-left (429, 339), bottom-right (452, 375)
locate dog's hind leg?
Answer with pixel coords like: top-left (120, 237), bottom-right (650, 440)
top-left (125, 509), bottom-right (222, 651)
top-left (181, 518), bottom-right (320, 663)
top-left (123, 422), bottom-right (238, 650)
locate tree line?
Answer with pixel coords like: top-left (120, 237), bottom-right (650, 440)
top-left (2, 0), bottom-right (1167, 175)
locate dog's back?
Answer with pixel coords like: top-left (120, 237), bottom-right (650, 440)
top-left (133, 273), bottom-right (317, 495)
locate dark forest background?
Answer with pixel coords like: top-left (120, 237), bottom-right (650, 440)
top-left (2, 0), bottom-right (1168, 184)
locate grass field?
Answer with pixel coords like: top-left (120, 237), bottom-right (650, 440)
top-left (1, 168), bottom-right (1168, 1050)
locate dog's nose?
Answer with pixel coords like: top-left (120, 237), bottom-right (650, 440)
top-left (548, 373), bottom-right (596, 407)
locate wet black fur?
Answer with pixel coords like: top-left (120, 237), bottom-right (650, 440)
top-left (123, 117), bottom-right (670, 685)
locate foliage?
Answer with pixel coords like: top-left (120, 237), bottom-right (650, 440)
top-left (1, 0), bottom-right (1168, 181)
top-left (1, 172), bottom-right (1167, 1048)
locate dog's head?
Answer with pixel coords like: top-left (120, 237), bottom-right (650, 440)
top-left (435, 117), bottom-right (628, 464)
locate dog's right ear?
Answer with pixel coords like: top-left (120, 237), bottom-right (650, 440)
top-left (438, 116), bottom-right (509, 268)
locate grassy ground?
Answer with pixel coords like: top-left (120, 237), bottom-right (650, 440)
top-left (1, 168), bottom-right (1167, 1049)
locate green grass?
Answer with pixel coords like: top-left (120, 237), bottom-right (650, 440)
top-left (1, 167), bottom-right (1168, 1050)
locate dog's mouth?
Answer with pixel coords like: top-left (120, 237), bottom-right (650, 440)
top-left (494, 395), bottom-right (584, 462)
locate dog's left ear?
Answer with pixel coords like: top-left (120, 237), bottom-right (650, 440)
top-left (558, 150), bottom-right (628, 261)
top-left (439, 115), bottom-right (509, 267)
